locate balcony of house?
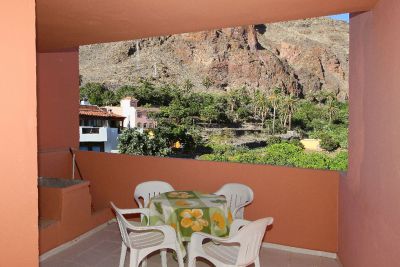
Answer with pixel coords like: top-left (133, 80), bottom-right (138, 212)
top-left (79, 127), bottom-right (120, 153)
top-left (80, 127), bottom-right (109, 142)
top-left (35, 8), bottom-right (341, 266)
top-left (3, 0), bottom-right (399, 266)
top-left (38, 150), bottom-right (341, 266)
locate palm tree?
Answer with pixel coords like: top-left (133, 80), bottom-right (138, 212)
top-left (252, 89), bottom-right (269, 127)
top-left (326, 98), bottom-right (340, 124)
top-left (282, 94), bottom-right (298, 130)
top-left (226, 87), bottom-right (250, 123)
top-left (268, 88), bottom-right (282, 134)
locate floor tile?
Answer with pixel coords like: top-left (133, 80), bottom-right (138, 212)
top-left (288, 252), bottom-right (320, 267)
top-left (320, 257), bottom-right (342, 267)
top-left (40, 222), bottom-right (341, 267)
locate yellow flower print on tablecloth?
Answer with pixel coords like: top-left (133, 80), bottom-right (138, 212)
top-left (180, 209), bottom-right (209, 232)
top-left (212, 212), bottom-right (226, 230)
top-left (168, 191), bottom-right (194, 199)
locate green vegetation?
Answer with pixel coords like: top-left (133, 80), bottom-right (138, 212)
top-left (118, 128), bottom-right (171, 156)
top-left (199, 142), bottom-right (347, 171)
top-left (81, 80), bottom-right (349, 171)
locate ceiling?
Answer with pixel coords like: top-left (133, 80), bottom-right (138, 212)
top-left (36, 0), bottom-right (378, 52)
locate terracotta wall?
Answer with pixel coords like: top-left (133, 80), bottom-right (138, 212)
top-left (39, 181), bottom-right (110, 254)
top-left (37, 50), bottom-right (80, 178)
top-left (0, 1), bottom-right (38, 266)
top-left (340, 0), bottom-right (400, 266)
top-left (36, 0), bottom-right (378, 52)
top-left (76, 151), bottom-right (339, 252)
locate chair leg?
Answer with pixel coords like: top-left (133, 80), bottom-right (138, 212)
top-left (119, 243), bottom-right (127, 267)
top-left (129, 250), bottom-right (139, 267)
top-left (160, 249), bottom-right (168, 267)
top-left (187, 255), bottom-right (196, 267)
top-left (255, 256), bottom-right (261, 267)
top-left (175, 244), bottom-right (185, 267)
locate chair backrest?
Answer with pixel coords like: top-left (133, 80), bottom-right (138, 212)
top-left (134, 181), bottom-right (174, 208)
top-left (110, 202), bottom-right (133, 248)
top-left (233, 217), bottom-right (273, 266)
top-left (215, 183), bottom-right (254, 219)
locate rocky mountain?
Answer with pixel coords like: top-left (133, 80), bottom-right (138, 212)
top-left (79, 17), bottom-right (349, 100)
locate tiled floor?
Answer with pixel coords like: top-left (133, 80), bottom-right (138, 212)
top-left (40, 222), bottom-right (342, 267)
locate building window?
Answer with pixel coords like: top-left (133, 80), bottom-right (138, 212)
top-left (80, 142), bottom-right (104, 152)
top-left (110, 120), bottom-right (118, 128)
top-left (137, 122), bottom-right (142, 128)
top-left (137, 112), bottom-right (142, 118)
top-left (143, 123), bottom-right (147, 128)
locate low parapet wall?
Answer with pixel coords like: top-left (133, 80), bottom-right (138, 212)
top-left (75, 151), bottom-right (339, 253)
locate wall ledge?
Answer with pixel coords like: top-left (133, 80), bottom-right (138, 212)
top-left (262, 242), bottom-right (338, 259)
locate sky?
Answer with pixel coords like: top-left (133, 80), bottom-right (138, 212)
top-left (329, 13), bottom-right (349, 22)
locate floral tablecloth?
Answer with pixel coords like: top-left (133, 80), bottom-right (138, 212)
top-left (148, 191), bottom-right (233, 256)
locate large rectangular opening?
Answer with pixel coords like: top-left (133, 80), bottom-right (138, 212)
top-left (78, 15), bottom-right (349, 171)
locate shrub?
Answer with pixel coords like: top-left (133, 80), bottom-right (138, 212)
top-left (202, 76), bottom-right (214, 89)
top-left (198, 154), bottom-right (229, 162)
top-left (115, 85), bottom-right (136, 100)
top-left (292, 100), bottom-right (328, 131)
top-left (230, 152), bottom-right (260, 164)
top-left (118, 128), bottom-right (171, 156)
top-left (80, 83), bottom-right (117, 106)
top-left (261, 143), bottom-right (303, 166)
top-left (292, 152), bottom-right (330, 170)
top-left (329, 151), bottom-right (348, 171)
top-left (320, 134), bottom-right (340, 151)
top-left (286, 138), bottom-right (305, 149)
top-left (267, 136), bottom-right (282, 145)
top-left (199, 142), bottom-right (348, 171)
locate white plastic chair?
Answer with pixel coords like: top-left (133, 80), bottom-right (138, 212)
top-left (134, 181), bottom-right (174, 208)
top-left (111, 202), bottom-right (184, 267)
top-left (215, 183), bottom-right (254, 219)
top-left (188, 217), bottom-right (273, 267)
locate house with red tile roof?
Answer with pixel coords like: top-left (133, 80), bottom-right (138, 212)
top-left (79, 103), bottom-right (125, 152)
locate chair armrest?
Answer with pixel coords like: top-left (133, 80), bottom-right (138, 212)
top-left (116, 207), bottom-right (150, 224)
top-left (126, 223), bottom-right (177, 242)
top-left (191, 231), bottom-right (233, 244)
top-left (232, 201), bottom-right (251, 218)
top-left (189, 232), bottom-right (234, 256)
top-left (118, 208), bottom-right (150, 216)
top-left (229, 219), bottom-right (250, 237)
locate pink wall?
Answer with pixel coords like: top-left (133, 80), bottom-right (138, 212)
top-left (0, 1), bottom-right (38, 266)
top-left (76, 151), bottom-right (340, 252)
top-left (339, 0), bottom-right (400, 266)
top-left (37, 50), bottom-right (80, 178)
top-left (136, 111), bottom-right (157, 128)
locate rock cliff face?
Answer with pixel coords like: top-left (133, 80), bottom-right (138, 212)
top-left (80, 17), bottom-right (348, 100)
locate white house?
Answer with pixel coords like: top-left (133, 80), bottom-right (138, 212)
top-left (79, 102), bottom-right (125, 152)
top-left (106, 97), bottom-right (159, 131)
